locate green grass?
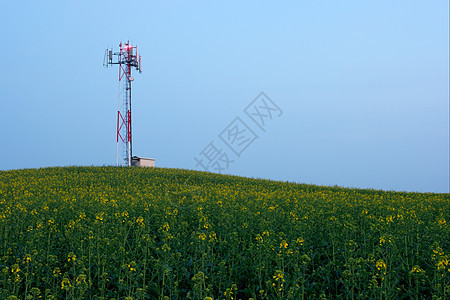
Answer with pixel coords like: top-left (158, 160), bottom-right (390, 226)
top-left (0, 166), bottom-right (448, 299)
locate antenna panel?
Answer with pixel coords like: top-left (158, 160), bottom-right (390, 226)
top-left (103, 49), bottom-right (109, 67)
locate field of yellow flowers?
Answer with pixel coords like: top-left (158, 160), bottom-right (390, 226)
top-left (0, 166), bottom-right (448, 299)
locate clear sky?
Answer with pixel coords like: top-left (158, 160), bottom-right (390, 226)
top-left (0, 0), bottom-right (448, 193)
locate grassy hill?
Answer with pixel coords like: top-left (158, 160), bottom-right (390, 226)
top-left (0, 166), bottom-right (448, 299)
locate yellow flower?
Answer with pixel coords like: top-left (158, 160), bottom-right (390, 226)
top-left (375, 259), bottom-right (387, 277)
top-left (76, 274), bottom-right (87, 285)
top-left (128, 261), bottom-right (137, 272)
top-left (61, 277), bottom-right (71, 290)
top-left (11, 264), bottom-right (20, 273)
top-left (136, 216), bottom-right (144, 226)
top-left (432, 247), bottom-right (444, 260)
top-left (379, 235), bottom-right (391, 246)
top-left (437, 258), bottom-right (449, 271)
top-left (199, 233), bottom-right (207, 241)
top-left (410, 265), bottom-right (425, 275)
top-left (67, 252), bottom-right (76, 262)
top-left (272, 270), bottom-right (285, 282)
top-left (209, 231), bottom-right (217, 242)
top-left (280, 240), bottom-right (288, 249)
top-left (95, 212), bottom-right (104, 221)
top-left (53, 267), bottom-right (61, 277)
top-left (376, 260), bottom-right (386, 270)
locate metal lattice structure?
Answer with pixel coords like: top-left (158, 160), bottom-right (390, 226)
top-left (104, 42), bottom-right (142, 166)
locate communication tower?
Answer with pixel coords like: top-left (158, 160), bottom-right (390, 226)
top-left (104, 41), bottom-right (142, 166)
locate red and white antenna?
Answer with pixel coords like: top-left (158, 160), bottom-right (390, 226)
top-left (104, 41), bottom-right (142, 166)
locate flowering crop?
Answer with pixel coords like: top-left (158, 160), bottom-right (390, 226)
top-left (0, 166), bottom-right (448, 299)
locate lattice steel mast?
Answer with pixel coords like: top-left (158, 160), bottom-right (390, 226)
top-left (104, 42), bottom-right (142, 166)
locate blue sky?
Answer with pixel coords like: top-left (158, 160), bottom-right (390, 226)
top-left (0, 0), bottom-right (448, 193)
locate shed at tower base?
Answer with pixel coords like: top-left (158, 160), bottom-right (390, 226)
top-left (131, 156), bottom-right (155, 167)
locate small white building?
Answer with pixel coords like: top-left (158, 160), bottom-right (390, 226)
top-left (131, 156), bottom-right (155, 167)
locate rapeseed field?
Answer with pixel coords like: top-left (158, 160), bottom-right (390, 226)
top-left (0, 166), bottom-right (448, 299)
